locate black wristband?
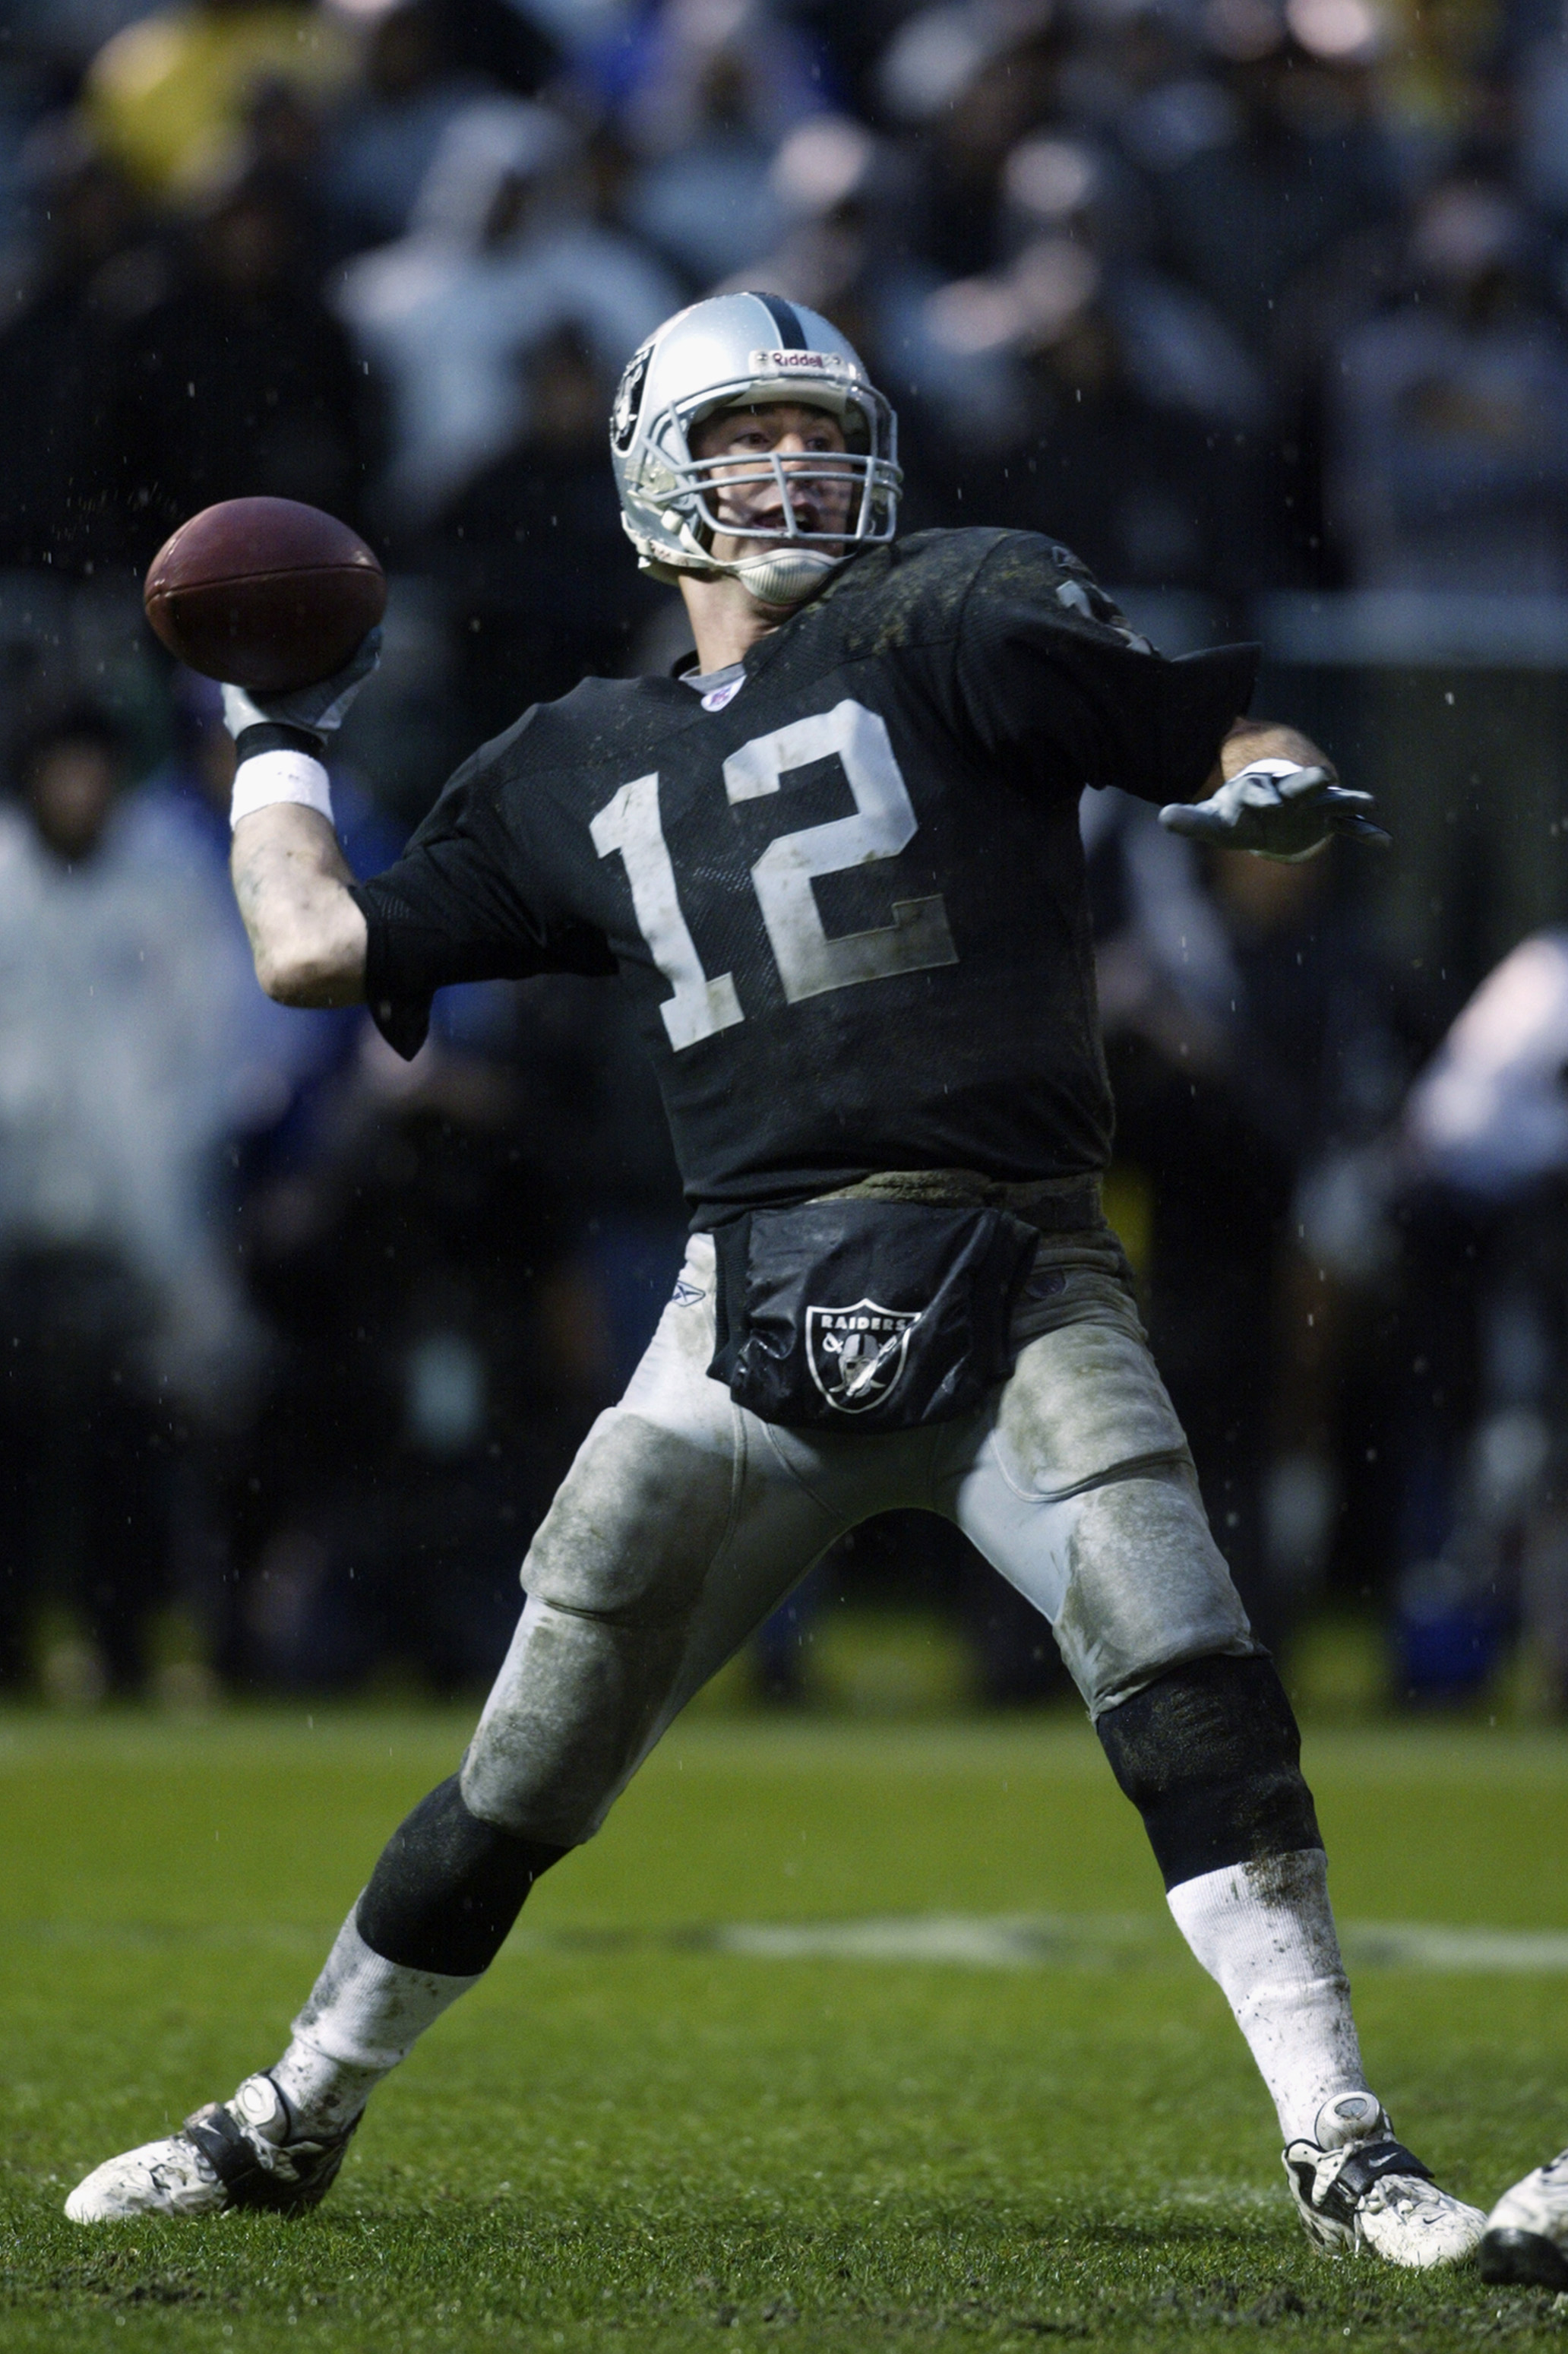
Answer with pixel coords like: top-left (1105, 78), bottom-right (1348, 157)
top-left (234, 721), bottom-right (327, 764)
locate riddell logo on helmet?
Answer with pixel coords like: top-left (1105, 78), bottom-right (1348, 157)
top-left (749, 350), bottom-right (851, 376)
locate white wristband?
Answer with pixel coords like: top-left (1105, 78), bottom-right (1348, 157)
top-left (230, 748), bottom-right (334, 831)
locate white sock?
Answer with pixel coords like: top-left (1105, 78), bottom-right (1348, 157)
top-left (269, 2042), bottom-right (386, 2138)
top-left (267, 1907), bottom-right (482, 2137)
top-left (1166, 1848), bottom-right (1371, 2144)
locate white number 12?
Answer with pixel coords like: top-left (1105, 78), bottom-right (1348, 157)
top-left (590, 772), bottom-right (744, 1050)
top-left (593, 700), bottom-right (956, 1049)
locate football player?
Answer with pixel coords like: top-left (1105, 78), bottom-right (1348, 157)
top-left (68, 293), bottom-right (1482, 2265)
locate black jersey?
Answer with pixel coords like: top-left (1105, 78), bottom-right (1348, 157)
top-left (351, 528), bottom-right (1257, 1227)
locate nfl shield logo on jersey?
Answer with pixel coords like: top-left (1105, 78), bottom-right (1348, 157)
top-left (805, 1300), bottom-right (923, 1415)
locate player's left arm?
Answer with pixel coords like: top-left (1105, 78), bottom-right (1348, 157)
top-left (1160, 716), bottom-right (1390, 862)
top-left (947, 538), bottom-right (1385, 858)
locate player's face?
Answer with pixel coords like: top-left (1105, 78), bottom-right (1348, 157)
top-left (25, 738), bottom-right (119, 862)
top-left (688, 403), bottom-right (855, 560)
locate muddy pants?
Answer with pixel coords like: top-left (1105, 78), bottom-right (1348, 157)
top-left (460, 1235), bottom-right (1259, 1848)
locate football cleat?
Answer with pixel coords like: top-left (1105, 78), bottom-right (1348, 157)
top-left (65, 2072), bottom-right (355, 2222)
top-left (1478, 2148), bottom-right (1568, 2289)
top-left (1283, 2090), bottom-right (1485, 2269)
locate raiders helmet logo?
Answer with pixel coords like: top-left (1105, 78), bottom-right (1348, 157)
top-left (611, 340), bottom-right (653, 451)
top-left (805, 1299), bottom-right (922, 1415)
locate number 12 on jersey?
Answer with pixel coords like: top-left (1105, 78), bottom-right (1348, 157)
top-left (591, 698), bottom-right (957, 1051)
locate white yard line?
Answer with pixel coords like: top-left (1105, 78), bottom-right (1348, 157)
top-left (705, 1915), bottom-right (1568, 1972)
top-left (523, 1913), bottom-right (1568, 1973)
top-left (1342, 1922), bottom-right (1568, 1973)
top-left (6, 1913), bottom-right (1568, 1971)
top-left (707, 1914), bottom-right (1157, 1966)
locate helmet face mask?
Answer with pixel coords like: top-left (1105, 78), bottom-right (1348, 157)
top-left (610, 293), bottom-right (900, 595)
top-left (679, 399), bottom-right (885, 546)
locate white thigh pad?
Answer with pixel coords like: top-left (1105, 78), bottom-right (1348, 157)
top-left (991, 1315), bottom-right (1191, 1498)
top-left (462, 1595), bottom-right (691, 1844)
top-left (521, 1409), bottom-right (736, 1623)
top-left (947, 1311), bottom-right (1257, 1714)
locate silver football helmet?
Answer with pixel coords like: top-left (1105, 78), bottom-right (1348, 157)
top-left (609, 291), bottom-right (900, 607)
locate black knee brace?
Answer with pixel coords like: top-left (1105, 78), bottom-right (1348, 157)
top-left (356, 1775), bottom-right (566, 1976)
top-left (1095, 1654), bottom-right (1322, 1890)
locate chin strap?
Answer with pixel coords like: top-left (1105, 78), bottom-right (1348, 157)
top-left (733, 546), bottom-right (843, 608)
top-left (643, 542), bottom-right (846, 608)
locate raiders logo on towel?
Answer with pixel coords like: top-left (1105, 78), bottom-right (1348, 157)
top-left (805, 1300), bottom-right (922, 1415)
top-left (710, 1201), bottom-right (1038, 1432)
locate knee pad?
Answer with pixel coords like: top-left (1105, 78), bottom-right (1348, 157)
top-left (1095, 1653), bottom-right (1321, 1890)
top-left (462, 1597), bottom-right (690, 1846)
top-left (525, 1414), bottom-right (732, 1623)
top-left (356, 1775), bottom-right (565, 1976)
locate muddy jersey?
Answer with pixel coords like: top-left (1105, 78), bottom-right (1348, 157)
top-left (350, 527), bottom-right (1257, 1226)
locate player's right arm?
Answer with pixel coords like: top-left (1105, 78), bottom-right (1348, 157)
top-left (231, 804), bottom-right (367, 1006)
top-left (226, 638), bottom-right (618, 1054)
top-left (220, 635), bottom-right (380, 1006)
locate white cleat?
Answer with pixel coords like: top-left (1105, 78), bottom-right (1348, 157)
top-left (65, 2073), bottom-right (355, 2223)
top-left (1283, 2090), bottom-right (1485, 2270)
top-left (65, 2133), bottom-right (227, 2222)
top-left (1479, 2149), bottom-right (1568, 2289)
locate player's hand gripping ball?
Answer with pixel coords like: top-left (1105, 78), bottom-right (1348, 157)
top-left (143, 496), bottom-right (387, 694)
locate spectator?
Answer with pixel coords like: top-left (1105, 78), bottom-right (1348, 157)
top-left (875, 0), bottom-right (1066, 279)
top-left (235, 1048), bottom-right (606, 1694)
top-left (235, 68), bottom-right (352, 277)
top-left (334, 97), bottom-right (678, 533)
top-left (1326, 179), bottom-right (1568, 1013)
top-left (931, 261), bottom-right (1261, 582)
top-left (125, 669), bottom-right (403, 1168)
top-left (1146, 7), bottom-right (1397, 359)
top-left (0, 702), bottom-right (259, 1694)
top-left (82, 0), bottom-right (352, 205)
top-left (92, 160), bottom-right (375, 571)
top-left (717, 112), bottom-right (907, 336)
top-left (618, 0), bottom-right (822, 161)
top-left (1403, 932), bottom-right (1568, 1201)
top-left (918, 130), bottom-right (1270, 584)
top-left (1089, 793), bottom-right (1393, 1648)
top-left (5, 2), bottom-right (160, 76)
top-left (318, 1), bottom-right (495, 257)
top-left (618, 0), bottom-right (825, 285)
top-left (423, 325), bottom-right (665, 732)
top-left (1328, 179), bottom-right (1568, 593)
top-left (1392, 935), bottom-right (1568, 1704)
top-left (0, 118), bottom-right (150, 572)
top-left (1079, 0), bottom-right (1232, 184)
top-left (1520, 2), bottom-right (1568, 226)
top-left (417, 0), bottom-right (561, 97)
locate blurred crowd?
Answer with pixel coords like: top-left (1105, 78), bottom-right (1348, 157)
top-left (2, 0), bottom-right (1568, 1710)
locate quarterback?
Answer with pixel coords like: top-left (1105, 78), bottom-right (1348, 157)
top-left (69, 293), bottom-right (1481, 2265)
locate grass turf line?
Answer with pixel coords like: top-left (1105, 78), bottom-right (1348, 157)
top-left (1, 1707), bottom-right (1565, 2351)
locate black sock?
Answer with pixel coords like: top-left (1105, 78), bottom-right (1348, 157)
top-left (355, 1775), bottom-right (566, 1975)
top-left (1095, 1653), bottom-right (1322, 1890)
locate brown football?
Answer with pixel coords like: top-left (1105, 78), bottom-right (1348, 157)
top-left (143, 497), bottom-right (387, 694)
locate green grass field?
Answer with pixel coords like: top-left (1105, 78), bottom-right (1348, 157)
top-left (2, 1697), bottom-right (1567, 2352)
